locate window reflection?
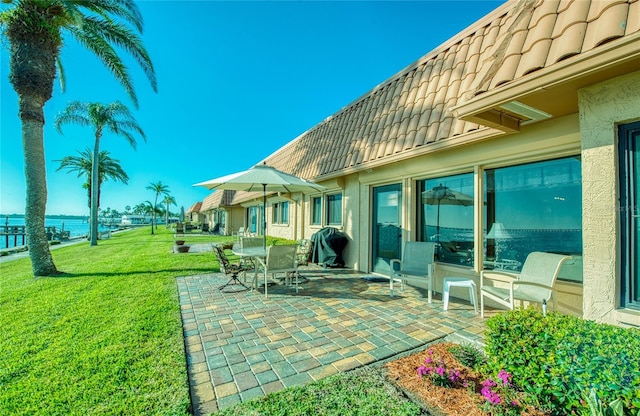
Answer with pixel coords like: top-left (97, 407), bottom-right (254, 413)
top-left (418, 173), bottom-right (475, 266)
top-left (484, 156), bottom-right (582, 281)
top-left (327, 194), bottom-right (342, 225)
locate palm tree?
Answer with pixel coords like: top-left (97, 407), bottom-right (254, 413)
top-left (146, 181), bottom-right (169, 235)
top-left (163, 195), bottom-right (177, 228)
top-left (55, 148), bottom-right (129, 210)
top-left (1, 0), bottom-right (156, 275)
top-left (140, 200), bottom-right (156, 235)
top-left (55, 102), bottom-right (145, 246)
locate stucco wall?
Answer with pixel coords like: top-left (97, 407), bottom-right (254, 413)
top-left (347, 114), bottom-right (583, 315)
top-left (579, 69), bottom-right (640, 327)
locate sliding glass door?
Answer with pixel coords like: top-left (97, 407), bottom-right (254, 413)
top-left (619, 121), bottom-right (640, 309)
top-left (372, 184), bottom-right (402, 274)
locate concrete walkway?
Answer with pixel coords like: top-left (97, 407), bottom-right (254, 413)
top-left (177, 267), bottom-right (487, 415)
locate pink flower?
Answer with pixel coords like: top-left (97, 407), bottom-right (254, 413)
top-left (497, 369), bottom-right (512, 386)
top-left (481, 386), bottom-right (502, 405)
top-left (481, 378), bottom-right (497, 388)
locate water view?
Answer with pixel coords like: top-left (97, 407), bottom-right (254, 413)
top-left (0, 216), bottom-right (114, 250)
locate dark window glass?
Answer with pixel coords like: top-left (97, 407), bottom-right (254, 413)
top-left (312, 197), bottom-right (322, 225)
top-left (418, 173), bottom-right (474, 267)
top-left (327, 194), bottom-right (342, 225)
top-left (619, 121), bottom-right (640, 309)
top-left (484, 156), bottom-right (582, 281)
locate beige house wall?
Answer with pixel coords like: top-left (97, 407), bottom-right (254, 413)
top-left (344, 113), bottom-right (583, 315)
top-left (579, 69), bottom-right (640, 327)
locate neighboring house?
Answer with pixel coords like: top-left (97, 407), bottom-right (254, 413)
top-left (185, 202), bottom-right (205, 225)
top-left (200, 190), bottom-right (238, 235)
top-left (207, 0), bottom-right (640, 327)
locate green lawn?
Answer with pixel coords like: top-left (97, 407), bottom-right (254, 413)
top-left (0, 228), bottom-right (426, 416)
top-left (217, 367), bottom-right (423, 416)
top-left (0, 227), bottom-right (228, 415)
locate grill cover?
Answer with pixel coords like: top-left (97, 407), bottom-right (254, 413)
top-left (311, 227), bottom-right (348, 267)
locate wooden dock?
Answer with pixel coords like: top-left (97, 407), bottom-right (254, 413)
top-left (1, 225), bottom-right (71, 248)
top-left (1, 225), bottom-right (26, 247)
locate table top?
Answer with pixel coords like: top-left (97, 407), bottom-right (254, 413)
top-left (232, 247), bottom-right (267, 257)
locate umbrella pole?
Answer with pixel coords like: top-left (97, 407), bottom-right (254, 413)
top-left (262, 184), bottom-right (267, 249)
top-left (436, 201), bottom-right (441, 243)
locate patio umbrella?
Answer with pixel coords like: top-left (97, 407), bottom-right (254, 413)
top-left (194, 163), bottom-right (326, 245)
top-left (421, 184), bottom-right (474, 239)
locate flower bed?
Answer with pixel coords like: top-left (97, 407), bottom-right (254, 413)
top-left (385, 343), bottom-right (546, 416)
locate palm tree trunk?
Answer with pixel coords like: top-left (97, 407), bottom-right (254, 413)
top-left (7, 2), bottom-right (59, 276)
top-left (22, 109), bottom-right (57, 276)
top-left (90, 135), bottom-right (101, 246)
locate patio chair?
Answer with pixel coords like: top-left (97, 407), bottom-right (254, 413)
top-left (212, 244), bottom-right (253, 291)
top-left (232, 226), bottom-right (246, 241)
top-left (480, 251), bottom-right (571, 317)
top-left (286, 239), bottom-right (313, 284)
top-left (389, 241), bottom-right (436, 302)
top-left (259, 244), bottom-right (299, 296)
top-left (238, 236), bottom-right (265, 269)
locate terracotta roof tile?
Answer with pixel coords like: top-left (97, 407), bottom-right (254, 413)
top-left (186, 201), bottom-right (202, 214)
top-left (627, 0), bottom-right (640, 34)
top-left (255, 0), bottom-right (638, 180)
top-left (583, 1), bottom-right (629, 50)
top-left (201, 190), bottom-right (237, 211)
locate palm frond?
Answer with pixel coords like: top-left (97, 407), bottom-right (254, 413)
top-left (77, 15), bottom-right (156, 92)
top-left (56, 56), bottom-right (66, 92)
top-left (73, 0), bottom-right (144, 33)
top-left (68, 25), bottom-right (138, 107)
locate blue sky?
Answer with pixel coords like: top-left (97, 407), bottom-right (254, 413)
top-left (1, 0), bottom-right (502, 216)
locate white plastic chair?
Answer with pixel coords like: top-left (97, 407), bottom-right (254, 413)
top-left (259, 244), bottom-right (299, 297)
top-left (389, 241), bottom-right (436, 302)
top-left (480, 251), bottom-right (571, 317)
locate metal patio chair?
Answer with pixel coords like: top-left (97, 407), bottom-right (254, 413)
top-left (212, 244), bottom-right (253, 291)
top-left (389, 241), bottom-right (437, 302)
top-left (480, 251), bottom-right (571, 317)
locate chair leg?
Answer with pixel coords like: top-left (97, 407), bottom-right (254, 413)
top-left (468, 285), bottom-right (478, 315)
top-left (480, 293), bottom-right (485, 318)
top-left (219, 274), bottom-right (249, 291)
top-left (443, 281), bottom-right (450, 311)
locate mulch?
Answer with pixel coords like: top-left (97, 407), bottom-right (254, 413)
top-left (384, 342), bottom-right (486, 416)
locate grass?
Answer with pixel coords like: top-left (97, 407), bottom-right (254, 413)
top-left (217, 367), bottom-right (424, 416)
top-left (1, 228), bottom-right (427, 416)
top-left (0, 227), bottom-right (230, 415)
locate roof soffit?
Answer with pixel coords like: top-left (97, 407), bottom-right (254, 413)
top-left (452, 31), bottom-right (640, 131)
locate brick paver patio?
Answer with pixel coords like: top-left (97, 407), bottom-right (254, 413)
top-left (177, 267), bottom-right (487, 415)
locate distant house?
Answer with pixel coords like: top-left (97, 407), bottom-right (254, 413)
top-left (185, 202), bottom-right (204, 225)
top-left (200, 0), bottom-right (640, 327)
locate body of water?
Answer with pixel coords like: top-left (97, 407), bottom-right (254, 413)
top-left (1, 216), bottom-right (114, 250)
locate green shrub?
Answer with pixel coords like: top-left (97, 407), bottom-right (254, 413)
top-left (449, 342), bottom-right (486, 369)
top-left (484, 309), bottom-right (640, 415)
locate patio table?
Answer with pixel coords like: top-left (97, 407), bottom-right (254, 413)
top-left (232, 246), bottom-right (269, 293)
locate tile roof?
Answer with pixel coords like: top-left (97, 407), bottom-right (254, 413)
top-left (186, 201), bottom-right (202, 214)
top-left (200, 190), bottom-right (237, 211)
top-left (257, 0), bottom-right (639, 180)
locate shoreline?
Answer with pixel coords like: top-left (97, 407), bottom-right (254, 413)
top-left (0, 228), bottom-right (133, 264)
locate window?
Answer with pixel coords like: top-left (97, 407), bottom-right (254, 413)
top-left (326, 194), bottom-right (342, 225)
top-left (619, 121), bottom-right (640, 309)
top-left (247, 206), bottom-right (259, 234)
top-left (272, 202), bottom-right (289, 225)
top-left (418, 173), bottom-right (474, 266)
top-left (484, 156), bottom-right (582, 281)
top-left (311, 197), bottom-right (322, 225)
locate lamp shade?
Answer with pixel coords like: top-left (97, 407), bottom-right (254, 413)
top-left (487, 223), bottom-right (512, 239)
